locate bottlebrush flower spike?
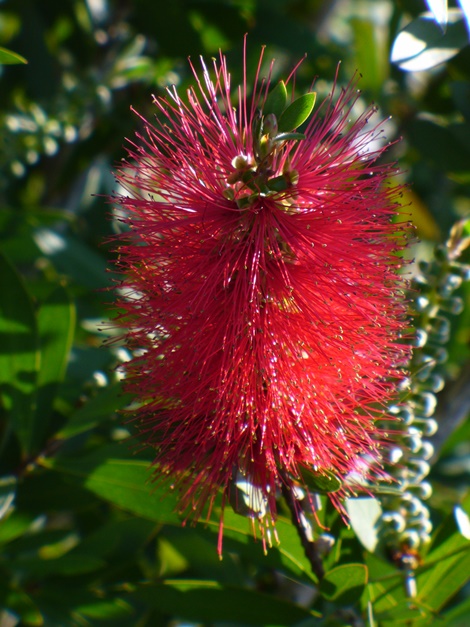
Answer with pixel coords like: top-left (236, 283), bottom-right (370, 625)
top-left (110, 45), bottom-right (412, 554)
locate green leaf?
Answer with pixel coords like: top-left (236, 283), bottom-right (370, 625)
top-left (131, 580), bottom-right (319, 625)
top-left (78, 517), bottom-right (157, 560)
top-left (278, 92), bottom-right (316, 133)
top-left (56, 382), bottom-right (132, 439)
top-left (15, 469), bottom-right (101, 514)
top-left (451, 82), bottom-right (470, 123)
top-left (319, 564), bottom-right (368, 605)
top-left (33, 229), bottom-right (111, 289)
top-left (414, 496), bottom-right (470, 612)
top-left (75, 598), bottom-right (134, 620)
top-left (298, 467), bottom-right (341, 494)
top-left (266, 175), bottom-right (289, 192)
top-left (346, 497), bottom-right (382, 553)
top-left (0, 475), bottom-right (16, 521)
top-left (159, 527), bottom-right (244, 583)
top-left (14, 554), bottom-right (105, 576)
top-left (391, 8), bottom-right (469, 72)
top-left (427, 0), bottom-right (449, 28)
top-left (0, 46), bottom-right (27, 64)
top-left (273, 132), bottom-right (306, 142)
top-left (43, 445), bottom-right (318, 583)
top-left (0, 511), bottom-right (35, 544)
top-left (0, 589), bottom-right (43, 626)
top-left (351, 18), bottom-right (388, 95)
top-left (264, 80), bottom-right (288, 118)
top-left (42, 445), bottom-right (182, 524)
top-left (442, 593), bottom-right (470, 625)
top-left (408, 119), bottom-right (470, 173)
top-left (0, 251), bottom-right (39, 455)
top-left (33, 286), bottom-right (75, 449)
top-left (372, 599), bottom-right (433, 623)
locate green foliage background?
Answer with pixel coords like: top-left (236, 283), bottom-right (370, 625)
top-left (1, 1), bottom-right (470, 625)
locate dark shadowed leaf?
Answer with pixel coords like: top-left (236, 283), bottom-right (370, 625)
top-left (0, 251), bottom-right (39, 455)
top-left (319, 564), bottom-right (368, 605)
top-left (0, 589), bottom-right (42, 626)
top-left (44, 445), bottom-right (318, 583)
top-left (131, 580), bottom-right (319, 625)
top-left (75, 598), bottom-right (134, 620)
top-left (14, 554), bottom-right (105, 576)
top-left (298, 467), bottom-right (341, 494)
top-left (57, 382), bottom-right (132, 439)
top-left (33, 286), bottom-right (75, 449)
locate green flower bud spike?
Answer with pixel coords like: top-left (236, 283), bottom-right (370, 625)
top-left (376, 218), bottom-right (470, 597)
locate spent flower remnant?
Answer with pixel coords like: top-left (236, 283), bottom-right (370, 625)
top-left (111, 45), bottom-right (412, 553)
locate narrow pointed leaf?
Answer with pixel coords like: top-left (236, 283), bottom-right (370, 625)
top-left (426, 0), bottom-right (448, 28)
top-left (298, 467), bottom-right (342, 494)
top-left (0, 252), bottom-right (39, 454)
top-left (56, 382), bottom-right (131, 439)
top-left (264, 80), bottom-right (288, 118)
top-left (278, 92), bottom-right (316, 132)
top-left (273, 132), bottom-right (306, 142)
top-left (0, 475), bottom-right (16, 521)
top-left (0, 46), bottom-right (27, 65)
top-left (33, 286), bottom-right (75, 449)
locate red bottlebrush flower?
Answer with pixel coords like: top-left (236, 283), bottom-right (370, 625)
top-left (111, 45), bottom-right (411, 553)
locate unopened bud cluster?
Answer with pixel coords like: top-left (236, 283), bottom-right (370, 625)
top-left (378, 219), bottom-right (470, 567)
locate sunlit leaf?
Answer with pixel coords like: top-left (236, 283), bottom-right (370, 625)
top-left (0, 46), bottom-right (27, 64)
top-left (0, 476), bottom-right (16, 521)
top-left (455, 504), bottom-right (470, 539)
top-left (351, 18), bottom-right (388, 95)
top-left (426, 0), bottom-right (448, 29)
top-left (415, 493), bottom-right (470, 610)
top-left (264, 80), bottom-right (288, 118)
top-left (346, 497), bottom-right (382, 553)
top-left (278, 92), bottom-right (316, 132)
top-left (391, 9), bottom-right (469, 71)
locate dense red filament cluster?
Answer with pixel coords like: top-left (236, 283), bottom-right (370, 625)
top-left (111, 47), bottom-right (412, 548)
